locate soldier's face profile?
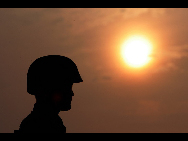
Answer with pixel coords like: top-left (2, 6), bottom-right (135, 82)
top-left (52, 82), bottom-right (74, 111)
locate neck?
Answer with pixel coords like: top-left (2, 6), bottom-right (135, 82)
top-left (34, 101), bottom-right (60, 115)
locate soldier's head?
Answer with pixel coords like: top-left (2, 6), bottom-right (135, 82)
top-left (27, 55), bottom-right (83, 111)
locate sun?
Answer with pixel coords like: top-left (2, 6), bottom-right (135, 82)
top-left (121, 36), bottom-right (152, 68)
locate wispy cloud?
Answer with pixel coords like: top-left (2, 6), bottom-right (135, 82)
top-left (58, 8), bottom-right (165, 34)
top-left (150, 44), bottom-right (188, 73)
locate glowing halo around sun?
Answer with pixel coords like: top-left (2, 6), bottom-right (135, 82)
top-left (121, 36), bottom-right (152, 68)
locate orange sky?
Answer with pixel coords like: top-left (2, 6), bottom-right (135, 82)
top-left (1, 8), bottom-right (188, 132)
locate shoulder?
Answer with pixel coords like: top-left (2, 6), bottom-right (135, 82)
top-left (18, 113), bottom-right (39, 133)
top-left (18, 112), bottom-right (66, 133)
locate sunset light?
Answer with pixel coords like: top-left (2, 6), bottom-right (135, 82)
top-left (4, 8), bottom-right (188, 133)
top-left (121, 36), bottom-right (152, 68)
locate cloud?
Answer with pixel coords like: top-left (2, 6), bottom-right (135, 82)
top-left (3, 8), bottom-right (184, 75)
top-left (150, 44), bottom-right (188, 73)
top-left (0, 8), bottom-right (166, 43)
top-left (58, 8), bottom-right (166, 34)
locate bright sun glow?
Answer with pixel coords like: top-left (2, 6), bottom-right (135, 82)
top-left (121, 36), bottom-right (152, 68)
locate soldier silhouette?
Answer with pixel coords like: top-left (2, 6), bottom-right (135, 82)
top-left (16, 55), bottom-right (83, 133)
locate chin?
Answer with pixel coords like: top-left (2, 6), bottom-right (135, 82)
top-left (60, 104), bottom-right (71, 111)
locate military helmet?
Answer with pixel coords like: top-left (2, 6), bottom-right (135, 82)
top-left (27, 55), bottom-right (83, 95)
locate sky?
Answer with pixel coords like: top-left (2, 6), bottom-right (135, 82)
top-left (1, 8), bottom-right (188, 133)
